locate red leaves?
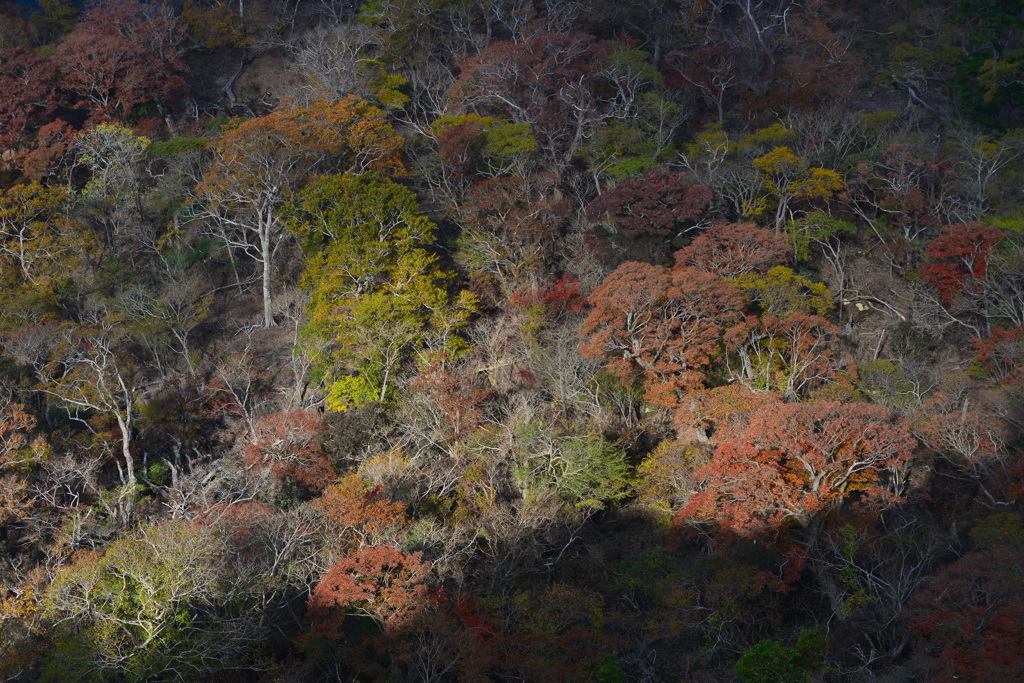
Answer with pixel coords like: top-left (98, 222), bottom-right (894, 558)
top-left (53, 0), bottom-right (187, 122)
top-left (307, 545), bottom-right (431, 639)
top-left (909, 545), bottom-right (1024, 682)
top-left (973, 326), bottom-right (1024, 384)
top-left (461, 173), bottom-right (570, 245)
top-left (452, 32), bottom-right (605, 161)
top-left (919, 224), bottom-right (1005, 306)
top-left (579, 261), bottom-right (745, 406)
top-left (239, 410), bottom-right (334, 493)
top-left (509, 275), bottom-right (587, 318)
top-left (0, 48), bottom-right (59, 153)
top-left (587, 169), bottom-right (712, 244)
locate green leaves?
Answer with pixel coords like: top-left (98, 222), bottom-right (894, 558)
top-left (292, 173), bottom-right (476, 411)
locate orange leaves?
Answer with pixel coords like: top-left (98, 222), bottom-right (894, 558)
top-left (682, 401), bottom-right (916, 539)
top-left (676, 222), bottom-right (791, 278)
top-left (579, 261), bottom-right (745, 406)
top-left (307, 544), bottom-right (431, 639)
top-left (199, 92), bottom-right (404, 204)
top-left (239, 410), bottom-right (334, 493)
top-left (0, 396), bottom-right (37, 526)
top-left (312, 475), bottom-right (408, 552)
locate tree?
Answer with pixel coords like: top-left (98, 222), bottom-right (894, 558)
top-left (74, 123), bottom-right (151, 254)
top-left (239, 410), bottom-right (334, 494)
top-left (682, 401), bottom-right (916, 541)
top-left (0, 48), bottom-right (59, 156)
top-left (750, 146), bottom-right (845, 232)
top-left (53, 0), bottom-right (187, 122)
top-left (579, 261), bottom-right (746, 406)
top-left (785, 211), bottom-right (856, 306)
top-left (918, 224), bottom-right (1005, 307)
top-left (312, 474), bottom-right (409, 554)
top-left (307, 544), bottom-right (431, 638)
top-left (0, 183), bottom-right (97, 328)
top-left (586, 169), bottom-right (712, 263)
top-left (846, 143), bottom-right (958, 247)
top-left (294, 172), bottom-right (475, 411)
top-left (676, 222), bottom-right (790, 277)
top-left (40, 521), bottom-right (263, 681)
top-left (733, 266), bottom-right (833, 317)
top-left (909, 538), bottom-right (1024, 683)
top-left (195, 92), bottom-right (404, 327)
top-left (430, 113), bottom-right (536, 187)
top-left (451, 32), bottom-right (606, 170)
top-left (33, 318), bottom-right (143, 493)
top-left (736, 312), bottom-right (841, 400)
top-left (456, 173), bottom-right (570, 299)
top-left (0, 394), bottom-right (39, 531)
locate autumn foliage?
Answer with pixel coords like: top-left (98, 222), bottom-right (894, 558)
top-left (580, 261), bottom-right (745, 406)
top-left (239, 410), bottom-right (334, 493)
top-left (587, 169), bottom-right (712, 260)
top-left (919, 224), bottom-right (1005, 306)
top-left (53, 0), bottom-right (187, 122)
top-left (677, 222), bottom-right (791, 278)
top-left (0, 48), bottom-right (60, 154)
top-left (682, 401), bottom-right (916, 538)
top-left (307, 545), bottom-right (431, 638)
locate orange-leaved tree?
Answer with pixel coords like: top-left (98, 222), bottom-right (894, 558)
top-left (307, 544), bottom-right (431, 639)
top-left (579, 260), bottom-right (746, 406)
top-left (195, 91), bottom-right (404, 327)
top-left (682, 401), bottom-right (917, 541)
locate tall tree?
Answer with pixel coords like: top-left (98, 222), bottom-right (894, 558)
top-left (195, 92), bottom-right (404, 327)
top-left (292, 172), bottom-right (476, 410)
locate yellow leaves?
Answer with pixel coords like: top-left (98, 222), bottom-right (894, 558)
top-left (793, 167), bottom-right (845, 200)
top-left (293, 170), bottom-right (476, 411)
top-left (199, 91), bottom-right (405, 203)
top-left (749, 147), bottom-right (845, 228)
top-left (325, 376), bottom-right (375, 412)
top-left (753, 147), bottom-right (844, 200)
top-left (753, 146), bottom-right (804, 187)
top-left (732, 266), bottom-right (834, 317)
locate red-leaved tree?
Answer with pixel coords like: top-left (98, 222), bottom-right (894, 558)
top-left (681, 401), bottom-right (916, 540)
top-left (312, 474), bottom-right (409, 553)
top-left (240, 410), bottom-right (334, 493)
top-left (0, 48), bottom-right (60, 157)
top-left (918, 224), bottom-right (1005, 306)
top-left (586, 169), bottom-right (712, 262)
top-left (53, 0), bottom-right (187, 122)
top-left (910, 545), bottom-right (1024, 683)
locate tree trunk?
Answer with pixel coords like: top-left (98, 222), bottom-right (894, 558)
top-left (116, 413), bottom-right (136, 487)
top-left (262, 236), bottom-right (275, 328)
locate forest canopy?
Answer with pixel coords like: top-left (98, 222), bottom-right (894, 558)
top-left (1, 0), bottom-right (1024, 681)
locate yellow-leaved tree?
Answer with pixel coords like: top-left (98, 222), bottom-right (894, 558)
top-left (290, 172), bottom-right (476, 411)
